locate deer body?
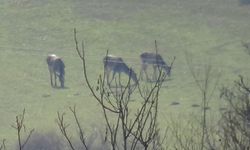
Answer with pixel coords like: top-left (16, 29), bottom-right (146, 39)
top-left (103, 55), bottom-right (138, 85)
top-left (140, 52), bottom-right (175, 81)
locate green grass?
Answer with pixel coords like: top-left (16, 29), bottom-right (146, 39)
top-left (0, 0), bottom-right (250, 147)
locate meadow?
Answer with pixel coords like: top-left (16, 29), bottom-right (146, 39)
top-left (0, 0), bottom-right (250, 148)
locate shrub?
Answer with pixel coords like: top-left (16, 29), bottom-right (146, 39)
top-left (218, 76), bottom-right (250, 149)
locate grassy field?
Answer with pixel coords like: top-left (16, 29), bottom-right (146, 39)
top-left (0, 0), bottom-right (250, 147)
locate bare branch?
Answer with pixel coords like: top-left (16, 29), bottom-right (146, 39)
top-left (57, 112), bottom-right (75, 150)
top-left (69, 106), bottom-right (88, 150)
top-left (12, 109), bottom-right (34, 150)
top-left (74, 29), bottom-right (167, 150)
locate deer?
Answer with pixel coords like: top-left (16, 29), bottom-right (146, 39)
top-left (46, 54), bottom-right (65, 88)
top-left (103, 55), bottom-right (138, 86)
top-left (140, 52), bottom-right (175, 81)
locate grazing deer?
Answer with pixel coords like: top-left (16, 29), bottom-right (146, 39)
top-left (140, 52), bottom-right (175, 81)
top-left (103, 55), bottom-right (138, 86)
top-left (46, 54), bottom-right (65, 88)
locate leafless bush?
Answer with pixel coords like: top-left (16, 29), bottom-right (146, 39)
top-left (72, 28), bottom-right (168, 150)
top-left (184, 52), bottom-right (220, 150)
top-left (169, 117), bottom-right (203, 150)
top-left (57, 106), bottom-right (111, 150)
top-left (218, 75), bottom-right (250, 149)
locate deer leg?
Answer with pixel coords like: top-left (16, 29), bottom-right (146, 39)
top-left (119, 72), bottom-right (122, 86)
top-left (50, 72), bottom-right (53, 87)
top-left (104, 69), bottom-right (108, 84)
top-left (54, 73), bottom-right (57, 87)
top-left (105, 69), bottom-right (113, 85)
top-left (110, 71), bottom-right (116, 85)
top-left (145, 67), bottom-right (150, 82)
top-left (104, 68), bottom-right (107, 84)
top-left (107, 70), bottom-right (112, 85)
top-left (139, 64), bottom-right (144, 80)
top-left (153, 65), bottom-right (159, 81)
top-left (153, 66), bottom-right (156, 81)
top-left (48, 67), bottom-right (54, 87)
top-left (140, 68), bottom-right (146, 81)
top-left (139, 69), bottom-right (143, 81)
top-left (59, 74), bottom-right (64, 88)
top-left (154, 65), bottom-right (162, 81)
top-left (140, 64), bottom-right (148, 81)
